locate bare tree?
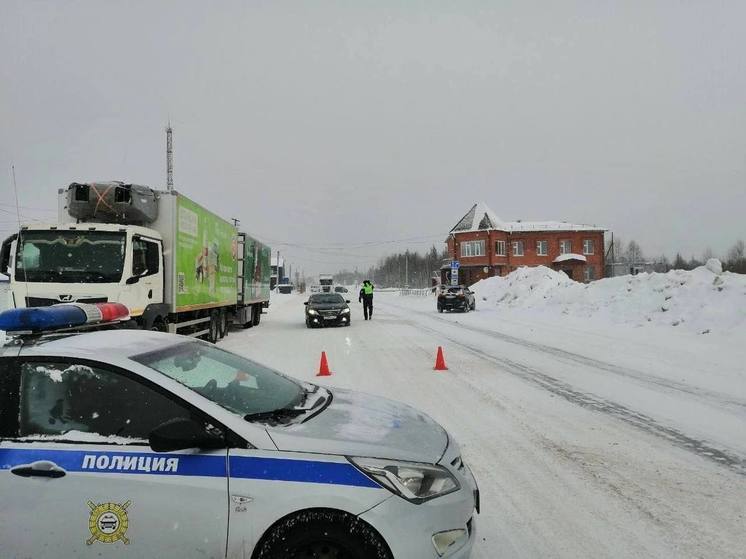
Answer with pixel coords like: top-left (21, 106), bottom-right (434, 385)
top-left (626, 240), bottom-right (644, 266)
top-left (672, 253), bottom-right (688, 270)
top-left (726, 240), bottom-right (746, 273)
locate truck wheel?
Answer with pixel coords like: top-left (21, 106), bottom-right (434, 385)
top-left (252, 304), bottom-right (262, 326)
top-left (253, 509), bottom-right (392, 559)
top-left (218, 310), bottom-right (227, 339)
top-left (151, 318), bottom-right (167, 333)
top-left (437, 304), bottom-right (443, 313)
top-left (208, 312), bottom-right (219, 343)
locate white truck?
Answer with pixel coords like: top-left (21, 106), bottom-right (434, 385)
top-left (0, 181), bottom-right (271, 341)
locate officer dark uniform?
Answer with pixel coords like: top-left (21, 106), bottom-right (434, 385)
top-left (359, 280), bottom-right (374, 320)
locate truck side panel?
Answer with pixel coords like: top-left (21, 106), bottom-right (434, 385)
top-left (174, 194), bottom-right (238, 312)
top-left (242, 235), bottom-right (271, 304)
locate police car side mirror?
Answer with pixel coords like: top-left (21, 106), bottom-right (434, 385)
top-left (346, 300), bottom-right (351, 304)
top-left (304, 301), bottom-right (309, 305)
top-left (149, 417), bottom-right (225, 452)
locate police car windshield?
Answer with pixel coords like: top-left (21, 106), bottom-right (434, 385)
top-left (133, 342), bottom-right (304, 418)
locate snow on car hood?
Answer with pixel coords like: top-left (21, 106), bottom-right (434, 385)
top-left (267, 388), bottom-right (449, 464)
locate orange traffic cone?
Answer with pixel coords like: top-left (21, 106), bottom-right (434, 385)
top-left (317, 351), bottom-right (332, 376)
top-left (434, 346), bottom-right (448, 371)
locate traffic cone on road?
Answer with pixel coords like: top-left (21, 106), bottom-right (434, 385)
top-left (317, 351), bottom-right (332, 377)
top-left (434, 346), bottom-right (448, 371)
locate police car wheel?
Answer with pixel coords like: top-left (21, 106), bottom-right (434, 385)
top-left (255, 509), bottom-right (391, 559)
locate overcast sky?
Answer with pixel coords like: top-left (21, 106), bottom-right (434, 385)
top-left (1, 1), bottom-right (744, 275)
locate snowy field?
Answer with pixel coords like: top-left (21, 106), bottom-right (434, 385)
top-left (220, 283), bottom-right (745, 558)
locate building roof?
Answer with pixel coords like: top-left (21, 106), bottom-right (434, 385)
top-left (450, 202), bottom-right (504, 232)
top-left (449, 202), bottom-right (605, 234)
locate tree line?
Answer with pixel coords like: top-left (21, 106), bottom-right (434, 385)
top-left (606, 238), bottom-right (746, 274)
top-left (335, 246), bottom-right (448, 288)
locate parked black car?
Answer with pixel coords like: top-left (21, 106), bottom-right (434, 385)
top-left (437, 285), bottom-right (476, 313)
top-left (305, 293), bottom-right (351, 327)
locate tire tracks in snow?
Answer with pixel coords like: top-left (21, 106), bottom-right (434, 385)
top-left (382, 302), bottom-right (746, 477)
top-left (410, 305), bottom-right (746, 413)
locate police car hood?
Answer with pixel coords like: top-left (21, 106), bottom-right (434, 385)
top-left (267, 388), bottom-right (448, 464)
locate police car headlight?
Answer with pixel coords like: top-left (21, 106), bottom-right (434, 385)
top-left (341, 308), bottom-right (350, 314)
top-left (348, 457), bottom-right (459, 503)
top-left (308, 309), bottom-right (318, 315)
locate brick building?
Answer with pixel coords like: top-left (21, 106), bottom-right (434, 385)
top-left (443, 202), bottom-right (606, 286)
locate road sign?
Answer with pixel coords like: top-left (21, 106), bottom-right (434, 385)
top-left (450, 269), bottom-right (459, 286)
top-left (450, 260), bottom-right (460, 269)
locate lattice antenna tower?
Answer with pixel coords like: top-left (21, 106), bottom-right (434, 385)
top-left (166, 122), bottom-right (174, 191)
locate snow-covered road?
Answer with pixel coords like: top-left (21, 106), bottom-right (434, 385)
top-left (221, 292), bottom-right (745, 558)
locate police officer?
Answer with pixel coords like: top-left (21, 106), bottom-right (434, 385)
top-left (359, 280), bottom-right (374, 320)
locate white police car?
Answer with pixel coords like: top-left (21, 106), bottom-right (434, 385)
top-left (0, 304), bottom-right (478, 558)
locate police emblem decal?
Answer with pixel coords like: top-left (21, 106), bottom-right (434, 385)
top-left (86, 500), bottom-right (131, 545)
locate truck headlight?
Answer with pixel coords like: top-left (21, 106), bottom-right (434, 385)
top-left (308, 309), bottom-right (318, 315)
top-left (348, 457), bottom-right (459, 503)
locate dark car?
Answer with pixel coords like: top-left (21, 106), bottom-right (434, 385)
top-left (305, 293), bottom-right (351, 327)
top-left (437, 285), bottom-right (476, 313)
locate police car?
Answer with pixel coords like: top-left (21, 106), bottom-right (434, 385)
top-left (0, 303), bottom-right (478, 559)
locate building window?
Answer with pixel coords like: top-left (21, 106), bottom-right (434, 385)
top-left (461, 240), bottom-right (485, 257)
top-left (584, 266), bottom-right (596, 281)
top-left (536, 240), bottom-right (548, 256)
top-left (559, 239), bottom-right (572, 254)
top-left (495, 240), bottom-right (506, 256)
top-left (583, 239), bottom-right (595, 255)
top-left (512, 240), bottom-right (524, 256)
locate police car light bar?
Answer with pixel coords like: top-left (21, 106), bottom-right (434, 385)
top-left (0, 303), bottom-right (130, 334)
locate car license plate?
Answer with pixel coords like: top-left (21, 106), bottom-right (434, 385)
top-left (323, 315), bottom-right (337, 320)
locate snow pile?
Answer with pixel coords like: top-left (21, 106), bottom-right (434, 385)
top-left (470, 263), bottom-right (746, 335)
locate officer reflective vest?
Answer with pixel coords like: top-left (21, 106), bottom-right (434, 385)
top-left (363, 284), bottom-right (374, 295)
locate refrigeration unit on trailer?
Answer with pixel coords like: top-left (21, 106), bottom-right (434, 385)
top-left (0, 181), bottom-right (271, 341)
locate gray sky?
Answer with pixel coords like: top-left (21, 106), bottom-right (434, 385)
top-left (2, 1), bottom-right (744, 275)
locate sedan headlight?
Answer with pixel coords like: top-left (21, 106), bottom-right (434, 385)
top-left (348, 457), bottom-right (459, 504)
top-left (307, 309), bottom-right (318, 315)
top-left (341, 308), bottom-right (350, 314)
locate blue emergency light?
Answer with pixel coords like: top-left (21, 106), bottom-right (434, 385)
top-left (0, 303), bottom-right (130, 334)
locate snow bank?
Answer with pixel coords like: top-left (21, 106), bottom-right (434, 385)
top-left (470, 263), bottom-right (746, 335)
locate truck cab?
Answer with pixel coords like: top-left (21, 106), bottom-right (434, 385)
top-left (2, 223), bottom-right (164, 319)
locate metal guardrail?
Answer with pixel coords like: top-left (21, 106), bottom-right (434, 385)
top-left (399, 288), bottom-right (434, 296)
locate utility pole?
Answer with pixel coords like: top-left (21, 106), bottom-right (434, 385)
top-left (166, 122), bottom-right (174, 191)
top-left (405, 252), bottom-right (409, 287)
top-left (276, 250), bottom-right (281, 286)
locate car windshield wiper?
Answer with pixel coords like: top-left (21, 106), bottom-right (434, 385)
top-left (243, 407), bottom-right (309, 423)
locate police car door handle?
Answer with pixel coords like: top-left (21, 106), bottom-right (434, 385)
top-left (10, 460), bottom-right (67, 479)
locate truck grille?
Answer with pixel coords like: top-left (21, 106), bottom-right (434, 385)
top-left (26, 296), bottom-right (108, 307)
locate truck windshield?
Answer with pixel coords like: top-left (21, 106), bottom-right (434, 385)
top-left (15, 230), bottom-right (126, 283)
top-left (134, 341), bottom-right (304, 418)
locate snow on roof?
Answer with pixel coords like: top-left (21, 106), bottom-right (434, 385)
top-left (450, 202), bottom-right (504, 232)
top-left (504, 221), bottom-right (605, 232)
top-left (450, 202), bottom-right (605, 233)
top-left (553, 253), bottom-right (587, 263)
